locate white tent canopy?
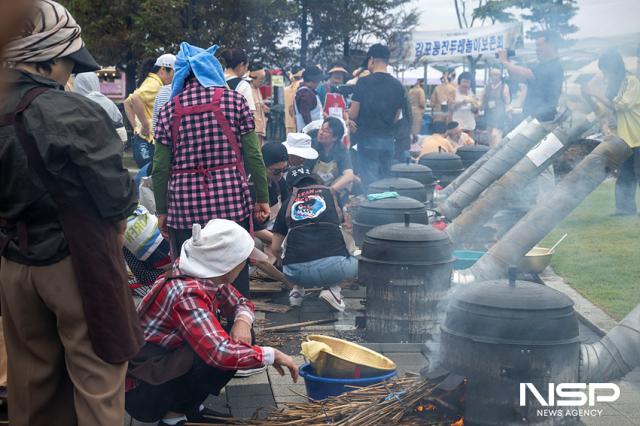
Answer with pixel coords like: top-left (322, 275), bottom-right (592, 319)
top-left (394, 65), bottom-right (487, 87)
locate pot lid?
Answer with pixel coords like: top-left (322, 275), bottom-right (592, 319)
top-left (360, 219), bottom-right (454, 265)
top-left (456, 144), bottom-right (490, 154)
top-left (442, 278), bottom-right (580, 345)
top-left (418, 153), bottom-right (465, 171)
top-left (454, 279), bottom-right (574, 311)
top-left (366, 220), bottom-right (450, 243)
top-left (357, 195), bottom-right (426, 211)
top-left (368, 178), bottom-right (425, 193)
top-left (420, 152), bottom-right (462, 161)
top-left (390, 162), bottom-right (433, 174)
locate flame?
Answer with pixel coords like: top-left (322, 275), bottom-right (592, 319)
top-left (426, 404), bottom-right (437, 411)
top-left (451, 418), bottom-right (464, 426)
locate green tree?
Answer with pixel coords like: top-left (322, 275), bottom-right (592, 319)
top-left (181, 0), bottom-right (296, 68)
top-left (520, 0), bottom-right (578, 39)
top-left (65, 0), bottom-right (418, 90)
top-left (473, 0), bottom-right (579, 40)
top-left (65, 0), bottom-right (295, 91)
top-left (297, 0), bottom-right (419, 69)
top-left (65, 0), bottom-right (185, 92)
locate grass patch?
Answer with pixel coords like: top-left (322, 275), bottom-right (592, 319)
top-left (541, 179), bottom-right (640, 320)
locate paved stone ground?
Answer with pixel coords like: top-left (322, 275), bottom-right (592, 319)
top-left (127, 271), bottom-right (639, 426)
top-left (541, 268), bottom-right (640, 426)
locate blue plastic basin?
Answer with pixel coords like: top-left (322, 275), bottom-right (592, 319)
top-left (453, 250), bottom-right (485, 270)
top-left (299, 363), bottom-right (396, 400)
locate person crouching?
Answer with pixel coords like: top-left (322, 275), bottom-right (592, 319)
top-left (271, 168), bottom-right (358, 312)
top-left (126, 219), bottom-right (298, 426)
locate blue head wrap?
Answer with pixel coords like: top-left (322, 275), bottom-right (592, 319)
top-left (171, 42), bottom-right (226, 98)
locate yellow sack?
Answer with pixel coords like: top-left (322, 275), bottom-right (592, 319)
top-left (300, 340), bottom-right (333, 363)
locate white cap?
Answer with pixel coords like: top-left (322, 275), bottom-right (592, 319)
top-left (301, 120), bottom-right (323, 135)
top-left (282, 133), bottom-right (319, 160)
top-left (155, 53), bottom-right (176, 69)
top-left (180, 219), bottom-right (268, 279)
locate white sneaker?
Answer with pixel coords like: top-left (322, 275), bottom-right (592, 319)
top-left (319, 286), bottom-right (346, 312)
top-left (234, 365), bottom-right (267, 377)
top-left (289, 286), bottom-right (305, 307)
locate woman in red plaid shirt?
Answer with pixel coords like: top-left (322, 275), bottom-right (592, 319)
top-left (126, 219), bottom-right (298, 425)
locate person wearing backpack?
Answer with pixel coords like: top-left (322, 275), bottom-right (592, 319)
top-left (271, 167), bottom-right (357, 312)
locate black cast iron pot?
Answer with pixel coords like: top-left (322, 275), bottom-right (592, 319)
top-left (367, 177), bottom-right (428, 203)
top-left (439, 275), bottom-right (581, 426)
top-left (456, 144), bottom-right (490, 169)
top-left (352, 196), bottom-right (428, 246)
top-left (418, 152), bottom-right (465, 188)
top-left (391, 161), bottom-right (436, 202)
top-left (359, 215), bottom-right (454, 343)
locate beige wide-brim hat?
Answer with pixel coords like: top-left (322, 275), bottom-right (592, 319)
top-left (328, 66), bottom-right (348, 75)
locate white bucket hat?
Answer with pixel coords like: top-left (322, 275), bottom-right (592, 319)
top-left (282, 133), bottom-right (318, 160)
top-left (155, 53), bottom-right (177, 69)
top-left (180, 219), bottom-right (267, 279)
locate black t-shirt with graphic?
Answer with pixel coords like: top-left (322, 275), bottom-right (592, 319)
top-left (272, 186), bottom-right (348, 265)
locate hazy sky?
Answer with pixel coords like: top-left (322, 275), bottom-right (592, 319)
top-left (412, 0), bottom-right (640, 39)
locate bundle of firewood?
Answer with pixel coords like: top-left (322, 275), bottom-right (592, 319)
top-left (189, 372), bottom-right (465, 425)
top-left (200, 372), bottom-right (464, 426)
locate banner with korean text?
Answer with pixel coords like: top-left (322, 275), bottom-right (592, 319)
top-left (390, 23), bottom-right (523, 64)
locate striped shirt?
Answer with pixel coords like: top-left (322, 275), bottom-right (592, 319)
top-left (151, 84), bottom-right (172, 136)
top-left (123, 205), bottom-right (164, 261)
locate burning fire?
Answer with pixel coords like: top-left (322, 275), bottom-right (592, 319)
top-left (451, 418), bottom-right (464, 426)
top-left (417, 404), bottom-right (438, 412)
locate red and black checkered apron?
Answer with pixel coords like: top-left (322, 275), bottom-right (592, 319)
top-left (168, 88), bottom-right (253, 234)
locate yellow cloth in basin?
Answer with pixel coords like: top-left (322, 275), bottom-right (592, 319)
top-left (301, 341), bottom-right (333, 363)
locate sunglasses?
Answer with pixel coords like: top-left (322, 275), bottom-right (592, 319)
top-left (269, 166), bottom-right (289, 175)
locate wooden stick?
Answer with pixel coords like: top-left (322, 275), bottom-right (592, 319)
top-left (262, 318), bottom-right (337, 332)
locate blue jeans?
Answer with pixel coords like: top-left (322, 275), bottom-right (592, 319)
top-left (615, 146), bottom-right (640, 214)
top-left (356, 138), bottom-right (394, 191)
top-left (132, 134), bottom-right (155, 169)
top-left (284, 256), bottom-right (358, 288)
top-left (133, 163), bottom-right (151, 190)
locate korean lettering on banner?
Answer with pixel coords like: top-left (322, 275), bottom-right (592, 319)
top-left (441, 40), bottom-right (449, 56)
top-left (433, 40), bottom-right (441, 57)
top-left (412, 23), bottom-right (521, 61)
top-left (415, 41), bottom-right (432, 58)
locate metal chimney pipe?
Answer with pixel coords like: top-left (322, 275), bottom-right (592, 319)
top-left (452, 135), bottom-right (631, 285)
top-left (437, 118), bottom-right (556, 219)
top-left (446, 115), bottom-right (596, 245)
top-left (437, 117), bottom-right (533, 201)
top-left (580, 304), bottom-right (640, 383)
